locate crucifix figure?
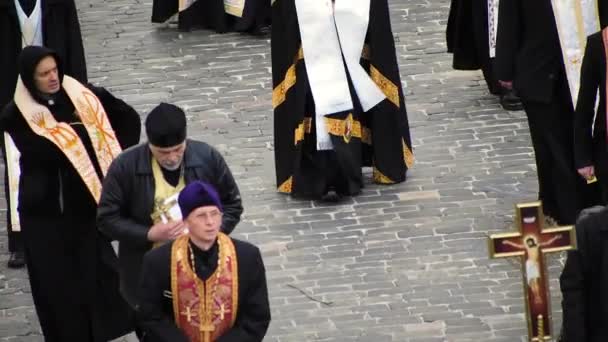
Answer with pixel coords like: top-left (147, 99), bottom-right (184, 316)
top-left (488, 201), bottom-right (576, 341)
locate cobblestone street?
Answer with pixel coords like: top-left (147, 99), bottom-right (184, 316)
top-left (0, 0), bottom-right (566, 341)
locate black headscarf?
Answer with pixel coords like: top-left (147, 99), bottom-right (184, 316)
top-left (18, 46), bottom-right (65, 106)
top-left (145, 102), bottom-right (187, 147)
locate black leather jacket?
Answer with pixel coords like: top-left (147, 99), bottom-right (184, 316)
top-left (97, 139), bottom-right (243, 305)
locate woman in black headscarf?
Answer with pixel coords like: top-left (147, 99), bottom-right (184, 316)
top-left (0, 46), bottom-right (141, 342)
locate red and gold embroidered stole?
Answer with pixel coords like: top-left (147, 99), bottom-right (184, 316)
top-left (13, 76), bottom-right (122, 203)
top-left (171, 233), bottom-right (239, 342)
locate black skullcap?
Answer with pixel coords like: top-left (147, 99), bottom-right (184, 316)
top-left (18, 46), bottom-right (64, 103)
top-left (145, 103), bottom-right (187, 147)
top-left (178, 181), bottom-right (223, 219)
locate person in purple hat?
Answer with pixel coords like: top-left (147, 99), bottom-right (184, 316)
top-left (137, 181), bottom-right (270, 342)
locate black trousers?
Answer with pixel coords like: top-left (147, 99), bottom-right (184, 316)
top-left (521, 79), bottom-right (598, 224)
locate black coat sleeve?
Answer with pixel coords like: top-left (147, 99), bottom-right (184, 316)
top-left (137, 248), bottom-right (189, 342)
top-left (89, 85), bottom-right (141, 149)
top-left (97, 155), bottom-right (151, 247)
top-left (495, 0), bottom-right (521, 81)
top-left (210, 147), bottom-right (243, 235)
top-left (559, 206), bottom-right (601, 342)
top-left (574, 35), bottom-right (600, 169)
top-left (64, 0), bottom-right (88, 83)
top-left (217, 247), bottom-right (271, 342)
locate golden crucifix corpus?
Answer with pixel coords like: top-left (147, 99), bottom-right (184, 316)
top-left (488, 202), bottom-right (576, 341)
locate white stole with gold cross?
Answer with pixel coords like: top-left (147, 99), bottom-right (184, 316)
top-left (551, 0), bottom-right (600, 105)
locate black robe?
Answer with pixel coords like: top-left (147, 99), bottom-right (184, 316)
top-left (0, 85), bottom-right (141, 342)
top-left (575, 30), bottom-right (608, 203)
top-left (137, 237), bottom-right (271, 342)
top-left (0, 0), bottom-right (87, 253)
top-left (560, 205), bottom-right (608, 342)
top-left (271, 0), bottom-right (414, 198)
top-left (446, 0), bottom-right (499, 94)
top-left (151, 0), bottom-right (270, 33)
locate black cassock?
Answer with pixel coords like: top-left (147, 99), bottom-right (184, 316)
top-left (271, 0), bottom-right (414, 198)
top-left (151, 0), bottom-right (270, 33)
top-left (137, 238), bottom-right (271, 342)
top-left (0, 85), bottom-right (141, 341)
top-left (446, 0), bottom-right (499, 94)
top-left (560, 205), bottom-right (608, 341)
top-left (574, 30), bottom-right (608, 203)
top-left (0, 0), bottom-right (87, 255)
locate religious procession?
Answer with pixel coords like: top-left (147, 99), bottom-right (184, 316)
top-left (0, 0), bottom-right (608, 341)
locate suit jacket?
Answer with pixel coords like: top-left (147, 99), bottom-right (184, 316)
top-left (574, 31), bottom-right (607, 169)
top-left (494, 0), bottom-right (563, 103)
top-left (0, 0), bottom-right (87, 110)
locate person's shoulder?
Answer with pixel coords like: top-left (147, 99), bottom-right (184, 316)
top-left (576, 205), bottom-right (608, 237)
top-left (231, 238), bottom-right (262, 259)
top-left (0, 102), bottom-right (20, 128)
top-left (113, 143), bottom-right (147, 165)
top-left (187, 139), bottom-right (215, 151)
top-left (143, 241), bottom-right (174, 264)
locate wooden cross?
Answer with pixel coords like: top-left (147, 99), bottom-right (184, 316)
top-left (181, 306), bottom-right (197, 322)
top-left (488, 201), bottom-right (576, 342)
top-left (215, 303), bottom-right (231, 320)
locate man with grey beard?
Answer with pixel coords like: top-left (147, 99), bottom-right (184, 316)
top-left (97, 102), bottom-right (243, 317)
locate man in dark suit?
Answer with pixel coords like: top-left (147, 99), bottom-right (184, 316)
top-left (494, 0), bottom-right (600, 225)
top-left (0, 0), bottom-right (87, 268)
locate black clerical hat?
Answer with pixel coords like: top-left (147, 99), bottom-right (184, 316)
top-left (145, 103), bottom-right (187, 147)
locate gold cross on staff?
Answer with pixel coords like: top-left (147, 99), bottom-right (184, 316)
top-left (181, 306), bottom-right (197, 322)
top-left (215, 303), bottom-right (231, 320)
top-left (488, 202), bottom-right (576, 342)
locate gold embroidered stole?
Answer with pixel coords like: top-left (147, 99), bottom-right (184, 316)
top-left (150, 158), bottom-right (186, 224)
top-left (150, 159), bottom-right (186, 248)
top-left (171, 234), bottom-right (239, 342)
top-left (13, 76), bottom-right (122, 202)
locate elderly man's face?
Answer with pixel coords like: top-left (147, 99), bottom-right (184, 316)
top-left (149, 141), bottom-right (186, 171)
top-left (34, 56), bottom-right (60, 94)
top-left (185, 206), bottom-right (222, 246)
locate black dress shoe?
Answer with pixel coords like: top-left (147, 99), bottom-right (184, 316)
top-left (500, 89), bottom-right (524, 111)
top-left (7, 251), bottom-right (25, 269)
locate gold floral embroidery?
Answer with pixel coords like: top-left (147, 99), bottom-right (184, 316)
top-left (403, 139), bottom-right (414, 168)
top-left (324, 114), bottom-right (362, 143)
top-left (278, 176), bottom-right (293, 193)
top-left (373, 167), bottom-right (395, 184)
top-left (370, 65), bottom-right (400, 108)
top-left (272, 47), bottom-right (304, 109)
top-left (294, 117), bottom-right (312, 145)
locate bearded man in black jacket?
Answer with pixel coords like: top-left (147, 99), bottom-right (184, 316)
top-left (97, 102), bottom-right (243, 319)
